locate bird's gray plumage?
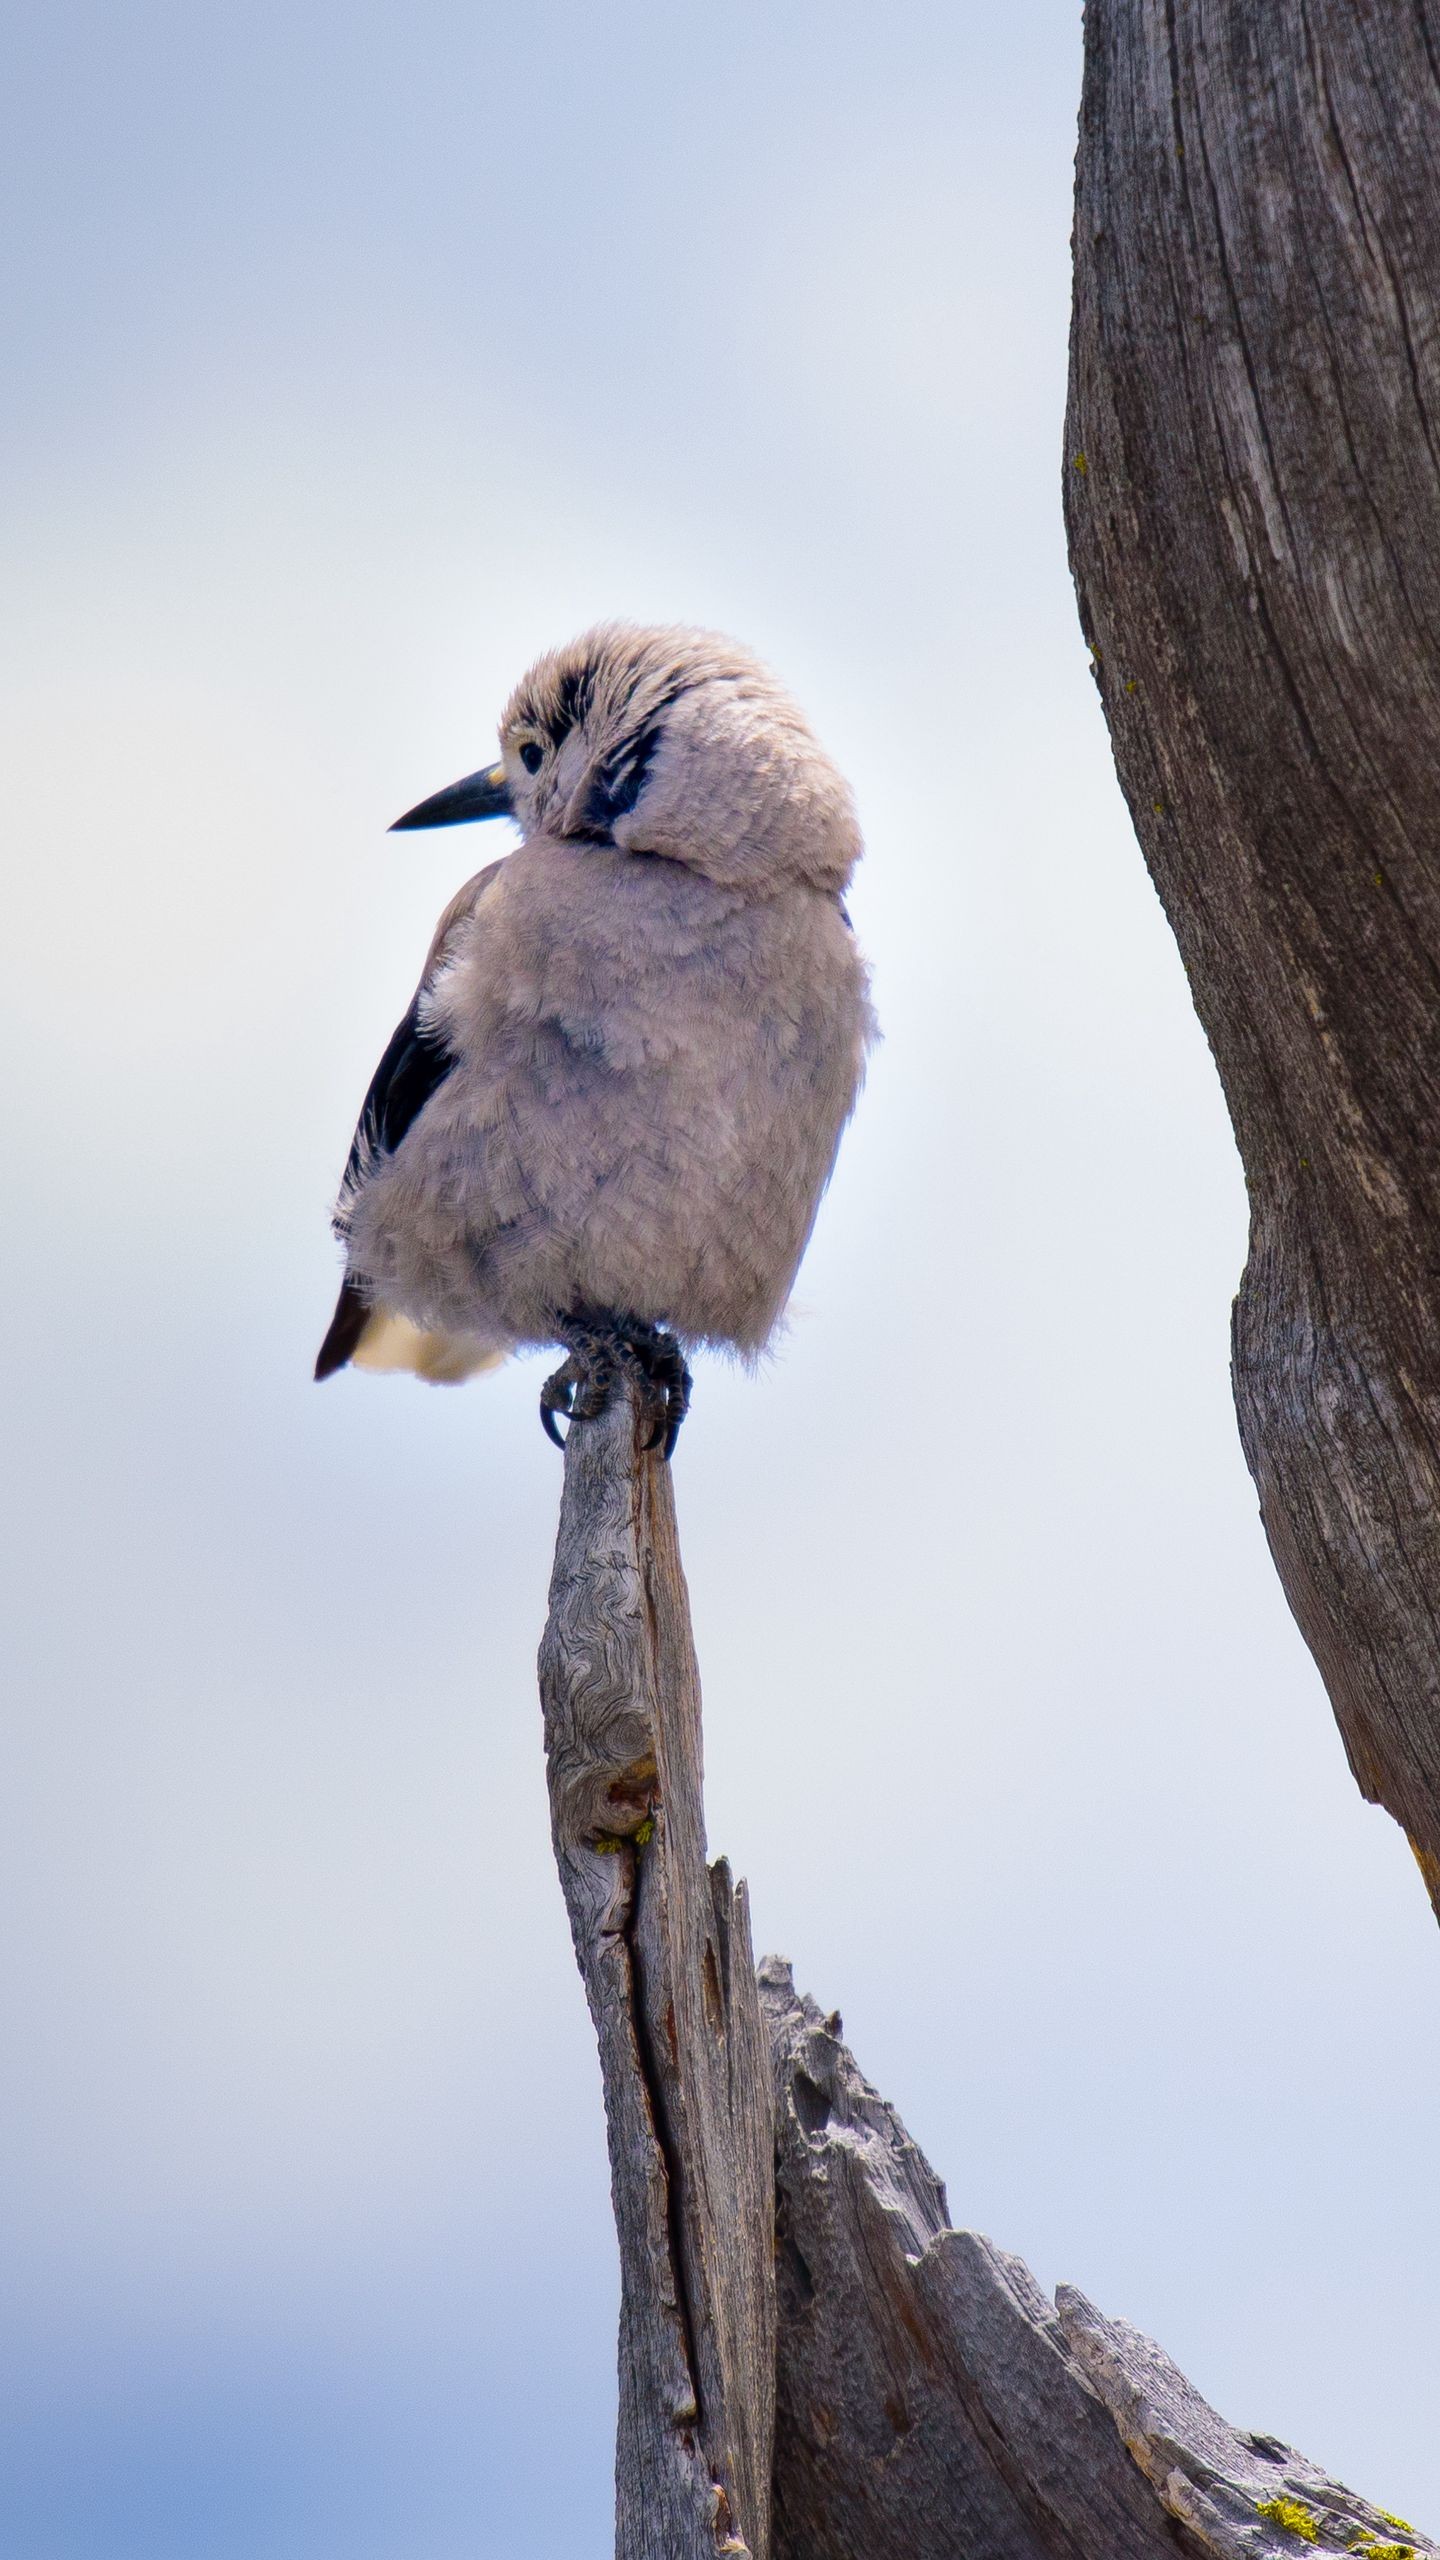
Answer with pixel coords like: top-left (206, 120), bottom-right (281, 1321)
top-left (317, 623), bottom-right (875, 1415)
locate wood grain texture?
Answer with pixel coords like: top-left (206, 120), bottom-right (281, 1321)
top-left (1058, 2287), bottom-right (1440, 2560)
top-left (760, 1961), bottom-right (1188, 2559)
top-left (762, 1960), bottom-right (1437, 2559)
top-left (535, 1398), bottom-right (1433, 2553)
top-left (537, 1383), bottom-right (775, 2560)
top-left (1065, 1), bottom-right (1440, 1904)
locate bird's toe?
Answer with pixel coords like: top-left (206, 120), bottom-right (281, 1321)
top-left (623, 1322), bottom-right (692, 1460)
top-left (539, 1355), bottom-right (581, 1447)
top-left (544, 1313), bottom-right (692, 1458)
top-left (570, 1361), bottom-right (616, 1425)
top-left (659, 1369), bottom-right (691, 1460)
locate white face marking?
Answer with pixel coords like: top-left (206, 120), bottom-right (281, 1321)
top-left (487, 622), bottom-right (860, 888)
top-left (498, 729), bottom-right (550, 835)
top-left (549, 722), bottom-right (595, 826)
top-left (500, 673), bottom-right (642, 843)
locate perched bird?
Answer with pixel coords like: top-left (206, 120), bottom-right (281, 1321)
top-left (315, 623), bottom-right (875, 1453)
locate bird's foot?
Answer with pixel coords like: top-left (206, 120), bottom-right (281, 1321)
top-left (619, 1317), bottom-right (692, 1460)
top-left (538, 1332), bottom-right (618, 1449)
top-left (539, 1313), bottom-right (692, 1460)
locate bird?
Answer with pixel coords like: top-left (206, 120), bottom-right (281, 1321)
top-left (315, 622), bottom-right (875, 1455)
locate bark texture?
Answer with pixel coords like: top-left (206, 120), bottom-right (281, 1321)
top-left (538, 1384), bottom-right (775, 2560)
top-left (762, 1961), bottom-right (1185, 2560)
top-left (763, 1961), bottom-right (1438, 2560)
top-left (538, 1407), bottom-right (1434, 2556)
top-left (1066, 1), bottom-right (1440, 1905)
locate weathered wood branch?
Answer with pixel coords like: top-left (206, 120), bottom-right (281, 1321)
top-left (1065, 0), bottom-right (1440, 1907)
top-left (538, 1408), bottom-right (1435, 2556)
top-left (764, 1961), bottom-right (1438, 2560)
top-left (762, 1960), bottom-right (1186, 2560)
top-left (537, 1384), bottom-right (775, 2560)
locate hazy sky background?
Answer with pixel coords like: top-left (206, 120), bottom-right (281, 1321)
top-left (4, 3), bottom-right (1439, 2553)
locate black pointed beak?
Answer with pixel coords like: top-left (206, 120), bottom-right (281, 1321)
top-left (389, 762), bottom-right (512, 831)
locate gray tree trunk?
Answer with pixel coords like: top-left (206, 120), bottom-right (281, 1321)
top-left (537, 1390), bottom-right (1436, 2556)
top-left (1065, 0), bottom-right (1440, 1912)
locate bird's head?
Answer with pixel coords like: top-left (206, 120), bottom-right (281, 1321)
top-left (390, 623), bottom-right (860, 893)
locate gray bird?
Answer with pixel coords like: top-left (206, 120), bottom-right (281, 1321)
top-left (315, 623), bottom-right (875, 1452)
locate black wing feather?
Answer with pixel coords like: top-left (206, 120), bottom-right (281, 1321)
top-left (317, 863), bottom-right (506, 1382)
top-left (337, 996), bottom-right (455, 1222)
top-left (316, 1001), bottom-right (456, 1379)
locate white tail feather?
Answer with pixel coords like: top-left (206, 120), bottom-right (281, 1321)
top-left (351, 1308), bottom-right (507, 1385)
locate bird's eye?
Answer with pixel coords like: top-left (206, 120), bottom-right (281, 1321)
top-left (519, 740), bottom-right (544, 775)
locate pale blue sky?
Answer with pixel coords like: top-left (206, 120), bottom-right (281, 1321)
top-left (4, 3), bottom-right (1438, 2552)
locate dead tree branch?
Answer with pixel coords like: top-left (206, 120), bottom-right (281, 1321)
top-left (537, 1405), bottom-right (1435, 2555)
top-left (1065, 0), bottom-right (1440, 1909)
top-left (538, 1385), bottom-right (775, 2560)
top-left (764, 1961), bottom-right (1437, 2560)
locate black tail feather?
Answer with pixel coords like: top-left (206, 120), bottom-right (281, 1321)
top-left (314, 1277), bottom-right (371, 1380)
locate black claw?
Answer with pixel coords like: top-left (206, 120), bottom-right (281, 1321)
top-left (539, 1353), bottom-right (581, 1450)
top-left (539, 1312), bottom-right (694, 1458)
top-left (629, 1325), bottom-right (691, 1462)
